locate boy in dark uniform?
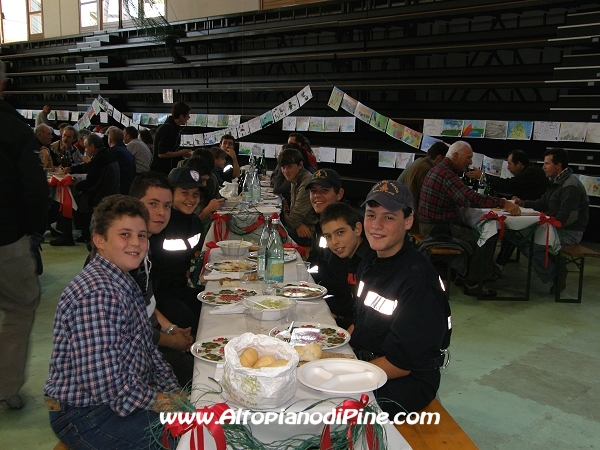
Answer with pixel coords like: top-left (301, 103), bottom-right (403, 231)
top-left (350, 180), bottom-right (451, 414)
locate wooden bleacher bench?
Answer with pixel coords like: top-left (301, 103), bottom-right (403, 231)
top-left (556, 244), bottom-right (600, 303)
top-left (395, 398), bottom-right (478, 449)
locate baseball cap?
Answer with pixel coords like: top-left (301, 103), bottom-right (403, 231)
top-left (168, 167), bottom-right (203, 189)
top-left (305, 168), bottom-right (342, 190)
top-left (361, 180), bottom-right (414, 212)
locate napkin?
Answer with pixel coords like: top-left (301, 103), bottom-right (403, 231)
top-left (208, 303), bottom-right (247, 315)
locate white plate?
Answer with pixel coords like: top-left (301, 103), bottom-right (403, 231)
top-left (269, 321), bottom-right (350, 349)
top-left (297, 359), bottom-right (388, 395)
top-left (278, 283), bottom-right (327, 299)
top-left (190, 335), bottom-right (237, 363)
top-left (205, 260), bottom-right (257, 273)
top-left (246, 251), bottom-right (296, 263)
top-left (197, 288), bottom-right (259, 306)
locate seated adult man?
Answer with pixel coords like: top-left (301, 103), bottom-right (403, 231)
top-left (45, 195), bottom-right (181, 449)
top-left (278, 147), bottom-right (319, 247)
top-left (150, 101), bottom-right (192, 174)
top-left (72, 128), bottom-right (91, 166)
top-left (107, 127), bottom-right (136, 195)
top-left (129, 172), bottom-right (195, 386)
top-left (319, 202), bottom-right (376, 329)
top-left (52, 133), bottom-right (116, 246)
top-left (466, 149), bottom-right (548, 269)
top-left (50, 125), bottom-right (77, 167)
top-left (401, 141), bottom-right (448, 231)
top-left (513, 148), bottom-right (589, 294)
top-left (350, 180), bottom-right (451, 414)
top-left (304, 168), bottom-right (344, 279)
top-left (216, 134), bottom-right (240, 183)
top-left (419, 141), bottom-right (521, 297)
top-left (34, 124), bottom-right (55, 169)
top-left (124, 125), bottom-right (152, 174)
top-left (150, 167), bottom-right (208, 334)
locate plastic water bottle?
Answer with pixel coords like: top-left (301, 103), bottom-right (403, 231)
top-left (257, 216), bottom-right (270, 280)
top-left (266, 218), bottom-right (284, 282)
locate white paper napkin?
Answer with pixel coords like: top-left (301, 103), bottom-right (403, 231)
top-left (203, 271), bottom-right (242, 280)
top-left (208, 303), bottom-right (247, 315)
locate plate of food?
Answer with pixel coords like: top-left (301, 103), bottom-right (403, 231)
top-left (297, 359), bottom-right (387, 395)
top-left (198, 288), bottom-right (259, 305)
top-left (206, 260), bottom-right (257, 273)
top-left (246, 251), bottom-right (296, 263)
top-left (190, 335), bottom-right (237, 363)
top-left (278, 283), bottom-right (327, 299)
top-left (269, 322), bottom-right (350, 349)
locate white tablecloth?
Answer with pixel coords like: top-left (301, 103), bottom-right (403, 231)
top-left (175, 249), bottom-right (410, 450)
top-left (462, 207), bottom-right (561, 251)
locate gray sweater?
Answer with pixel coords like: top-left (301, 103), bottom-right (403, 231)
top-left (524, 168), bottom-right (589, 232)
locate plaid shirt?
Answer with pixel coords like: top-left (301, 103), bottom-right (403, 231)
top-left (45, 255), bottom-right (180, 417)
top-left (419, 157), bottom-right (505, 224)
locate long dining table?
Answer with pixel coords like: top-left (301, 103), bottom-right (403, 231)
top-left (175, 245), bottom-right (412, 449)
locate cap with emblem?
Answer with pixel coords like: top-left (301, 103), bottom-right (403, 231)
top-left (361, 180), bottom-right (414, 212)
top-left (305, 168), bottom-right (342, 190)
top-left (168, 167), bottom-right (203, 189)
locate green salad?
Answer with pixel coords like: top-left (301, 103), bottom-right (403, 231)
top-left (255, 298), bottom-right (289, 309)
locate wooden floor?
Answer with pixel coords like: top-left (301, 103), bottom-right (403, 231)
top-left (396, 399), bottom-right (478, 449)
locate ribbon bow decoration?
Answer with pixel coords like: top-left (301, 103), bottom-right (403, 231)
top-left (320, 394), bottom-right (379, 450)
top-left (210, 213), bottom-right (231, 242)
top-left (479, 210), bottom-right (508, 240)
top-left (162, 403), bottom-right (230, 450)
top-left (536, 212), bottom-right (562, 268)
top-left (49, 175), bottom-right (74, 218)
top-left (201, 241), bottom-right (220, 275)
top-left (270, 213), bottom-right (288, 239)
top-left (242, 214), bottom-right (266, 233)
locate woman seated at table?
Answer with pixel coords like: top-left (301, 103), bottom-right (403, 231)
top-left (278, 146), bottom-right (319, 247)
top-left (45, 195), bottom-right (181, 449)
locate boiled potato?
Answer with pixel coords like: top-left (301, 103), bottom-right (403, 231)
top-left (239, 348), bottom-right (259, 368)
top-left (252, 356), bottom-right (276, 368)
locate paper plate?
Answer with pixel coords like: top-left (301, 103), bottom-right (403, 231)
top-left (297, 359), bottom-right (387, 395)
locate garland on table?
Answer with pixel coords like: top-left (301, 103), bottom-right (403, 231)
top-left (148, 383), bottom-right (387, 450)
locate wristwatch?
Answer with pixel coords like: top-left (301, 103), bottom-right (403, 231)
top-left (165, 324), bottom-right (178, 335)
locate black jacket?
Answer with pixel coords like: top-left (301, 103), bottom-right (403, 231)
top-left (75, 147), bottom-right (116, 207)
top-left (487, 163), bottom-right (548, 201)
top-left (151, 116), bottom-right (181, 174)
top-left (108, 143), bottom-right (136, 195)
top-left (0, 100), bottom-right (49, 245)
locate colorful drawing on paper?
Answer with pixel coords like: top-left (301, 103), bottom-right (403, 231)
top-left (507, 121), bottom-right (533, 140)
top-left (259, 111), bottom-right (274, 128)
top-left (341, 94), bottom-right (358, 115)
top-left (402, 127), bottom-right (423, 149)
top-left (559, 122), bottom-right (587, 142)
top-left (369, 112), bottom-right (389, 132)
top-left (285, 96), bottom-right (300, 115)
top-left (378, 151), bottom-right (396, 168)
top-left (483, 121), bottom-right (508, 140)
top-left (295, 117), bottom-right (310, 132)
top-left (282, 117), bottom-right (296, 131)
top-left (462, 120), bottom-right (486, 138)
top-left (385, 120), bottom-right (405, 141)
top-left (272, 104), bottom-right (287, 123)
top-left (354, 103), bottom-right (374, 124)
top-left (207, 114), bottom-right (219, 128)
top-left (395, 152), bottom-right (415, 169)
top-left (441, 119), bottom-right (464, 137)
top-left (578, 174), bottom-right (600, 197)
top-left (324, 117), bottom-right (340, 132)
top-left (420, 135), bottom-right (443, 151)
top-left (328, 87), bottom-right (344, 111)
top-left (197, 114), bottom-right (208, 127)
top-left (533, 121), bottom-right (560, 141)
top-left (297, 86), bottom-right (313, 106)
top-left (217, 114), bottom-right (229, 127)
top-left (339, 117), bottom-right (356, 133)
top-left (585, 123), bottom-right (600, 143)
top-left (483, 156), bottom-right (504, 177)
top-left (423, 119), bottom-right (444, 137)
top-left (308, 117), bottom-right (324, 132)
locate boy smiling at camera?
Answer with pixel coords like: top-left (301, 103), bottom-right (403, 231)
top-left (318, 202), bottom-right (376, 329)
top-left (45, 195), bottom-right (181, 449)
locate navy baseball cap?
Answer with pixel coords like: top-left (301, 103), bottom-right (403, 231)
top-left (361, 180), bottom-right (414, 212)
top-left (305, 168), bottom-right (342, 190)
top-left (168, 167), bottom-right (203, 189)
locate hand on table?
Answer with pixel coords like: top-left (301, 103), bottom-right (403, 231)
top-left (296, 223), bottom-right (312, 238)
top-left (511, 196), bottom-right (524, 207)
top-left (503, 199), bottom-right (521, 216)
